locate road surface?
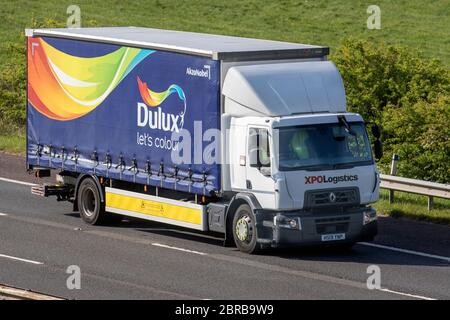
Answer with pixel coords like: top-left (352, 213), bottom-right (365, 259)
top-left (0, 152), bottom-right (449, 300)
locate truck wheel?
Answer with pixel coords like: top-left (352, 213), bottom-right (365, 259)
top-left (232, 204), bottom-right (259, 254)
top-left (77, 178), bottom-right (121, 225)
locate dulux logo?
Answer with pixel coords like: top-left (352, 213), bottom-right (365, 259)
top-left (137, 103), bottom-right (181, 133)
top-left (186, 65), bottom-right (211, 80)
top-left (136, 77), bottom-right (186, 133)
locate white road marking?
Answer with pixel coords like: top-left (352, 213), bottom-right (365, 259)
top-left (0, 177), bottom-right (36, 187)
top-left (0, 212), bottom-right (8, 216)
top-left (378, 288), bottom-right (436, 300)
top-left (0, 253), bottom-right (44, 265)
top-left (151, 243), bottom-right (208, 256)
top-left (359, 242), bottom-right (450, 263)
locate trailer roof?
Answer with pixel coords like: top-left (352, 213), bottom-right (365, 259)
top-left (26, 27), bottom-right (329, 61)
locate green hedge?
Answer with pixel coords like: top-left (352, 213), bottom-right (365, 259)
top-left (331, 39), bottom-right (449, 183)
top-left (0, 19), bottom-right (65, 133)
top-left (331, 39), bottom-right (450, 122)
top-left (0, 42), bottom-right (26, 131)
top-left (382, 95), bottom-right (449, 183)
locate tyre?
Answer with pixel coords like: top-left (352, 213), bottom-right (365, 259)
top-left (232, 204), bottom-right (260, 254)
top-left (77, 177), bottom-right (121, 225)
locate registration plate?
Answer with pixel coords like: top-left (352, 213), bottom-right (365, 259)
top-left (321, 233), bottom-right (346, 242)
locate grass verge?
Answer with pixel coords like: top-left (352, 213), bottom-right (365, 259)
top-left (1, 0), bottom-right (450, 67)
top-left (0, 134), bottom-right (25, 155)
top-left (374, 189), bottom-right (450, 225)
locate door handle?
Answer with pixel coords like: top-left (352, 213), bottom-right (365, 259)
top-left (246, 180), bottom-right (252, 190)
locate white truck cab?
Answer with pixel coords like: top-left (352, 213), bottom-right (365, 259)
top-left (220, 60), bottom-right (381, 252)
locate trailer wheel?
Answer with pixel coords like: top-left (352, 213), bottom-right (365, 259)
top-left (77, 177), bottom-right (121, 225)
top-left (232, 204), bottom-right (259, 254)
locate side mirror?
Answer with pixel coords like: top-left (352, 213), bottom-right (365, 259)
top-left (374, 140), bottom-right (383, 161)
top-left (371, 124), bottom-right (381, 139)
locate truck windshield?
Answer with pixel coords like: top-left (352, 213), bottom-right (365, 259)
top-left (277, 122), bottom-right (373, 171)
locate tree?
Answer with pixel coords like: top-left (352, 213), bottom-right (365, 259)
top-left (331, 39), bottom-right (449, 183)
top-left (331, 39), bottom-right (449, 123)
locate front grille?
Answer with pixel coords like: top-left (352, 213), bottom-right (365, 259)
top-left (316, 223), bottom-right (349, 234)
top-left (315, 217), bottom-right (350, 224)
top-left (316, 217), bottom-right (350, 234)
top-left (305, 188), bottom-right (359, 208)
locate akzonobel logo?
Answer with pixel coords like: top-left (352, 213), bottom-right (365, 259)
top-left (186, 65), bottom-right (211, 80)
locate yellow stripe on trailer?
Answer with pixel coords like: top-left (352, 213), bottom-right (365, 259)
top-left (105, 187), bottom-right (206, 231)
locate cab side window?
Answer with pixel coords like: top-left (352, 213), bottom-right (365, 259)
top-left (248, 128), bottom-right (271, 168)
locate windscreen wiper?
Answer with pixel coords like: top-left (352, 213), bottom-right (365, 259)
top-left (337, 115), bottom-right (356, 136)
top-left (333, 163), bottom-right (355, 169)
top-left (300, 164), bottom-right (334, 171)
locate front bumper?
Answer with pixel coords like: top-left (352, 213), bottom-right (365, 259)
top-left (255, 207), bottom-right (378, 249)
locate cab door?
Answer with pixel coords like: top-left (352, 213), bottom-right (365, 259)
top-left (245, 126), bottom-right (276, 209)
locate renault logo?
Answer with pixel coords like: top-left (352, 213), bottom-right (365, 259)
top-left (329, 192), bottom-right (337, 203)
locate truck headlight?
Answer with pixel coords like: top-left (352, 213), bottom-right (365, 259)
top-left (289, 219), bottom-right (298, 229)
top-left (363, 209), bottom-right (377, 225)
top-left (274, 216), bottom-right (301, 230)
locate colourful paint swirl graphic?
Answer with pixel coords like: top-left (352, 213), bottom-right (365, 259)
top-left (28, 38), bottom-right (153, 121)
top-left (137, 76), bottom-right (186, 108)
top-left (137, 76), bottom-right (187, 126)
